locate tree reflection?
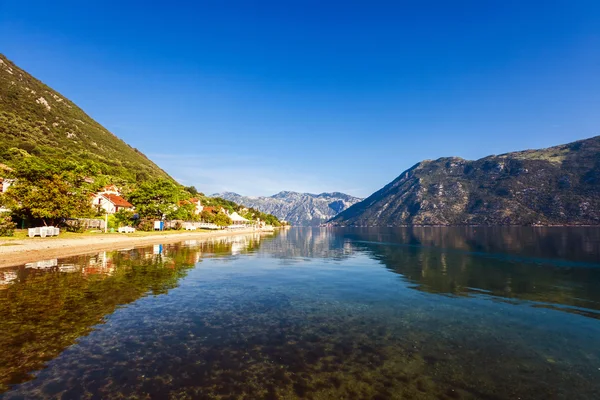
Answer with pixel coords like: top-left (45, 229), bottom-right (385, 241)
top-left (0, 233), bottom-right (271, 393)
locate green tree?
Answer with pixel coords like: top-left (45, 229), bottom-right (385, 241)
top-left (214, 212), bottom-right (232, 227)
top-left (167, 202), bottom-right (196, 221)
top-left (127, 179), bottom-right (181, 218)
top-left (113, 209), bottom-right (134, 227)
top-left (184, 185), bottom-right (199, 196)
top-left (7, 174), bottom-right (92, 226)
top-left (0, 213), bottom-right (16, 236)
top-left (6, 158), bottom-right (92, 226)
top-left (200, 210), bottom-right (216, 223)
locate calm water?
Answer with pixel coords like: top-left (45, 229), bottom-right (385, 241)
top-left (1, 227), bottom-right (600, 399)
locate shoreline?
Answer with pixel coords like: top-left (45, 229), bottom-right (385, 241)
top-left (0, 228), bottom-right (272, 269)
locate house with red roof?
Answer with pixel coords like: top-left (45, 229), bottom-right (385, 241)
top-left (91, 185), bottom-right (134, 214)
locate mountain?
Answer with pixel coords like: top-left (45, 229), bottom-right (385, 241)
top-left (331, 136), bottom-right (600, 226)
top-left (212, 191), bottom-right (363, 226)
top-left (0, 53), bottom-right (172, 184)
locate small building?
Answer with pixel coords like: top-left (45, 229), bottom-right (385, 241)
top-left (179, 197), bottom-right (204, 215)
top-left (0, 177), bottom-right (14, 193)
top-left (201, 206), bottom-right (216, 215)
top-left (91, 185), bottom-right (134, 214)
top-left (0, 175), bottom-right (14, 213)
top-left (229, 212), bottom-right (251, 226)
top-left (100, 184), bottom-right (120, 195)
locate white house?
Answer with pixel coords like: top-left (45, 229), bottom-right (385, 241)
top-left (188, 198), bottom-right (204, 214)
top-left (0, 177), bottom-right (13, 193)
top-left (0, 177), bottom-right (14, 213)
top-left (91, 185), bottom-right (134, 214)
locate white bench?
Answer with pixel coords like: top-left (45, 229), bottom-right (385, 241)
top-left (184, 224), bottom-right (197, 231)
top-left (28, 227), bottom-right (60, 238)
top-left (118, 226), bottom-right (136, 233)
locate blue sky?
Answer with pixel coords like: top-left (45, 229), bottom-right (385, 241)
top-left (1, 1), bottom-right (599, 197)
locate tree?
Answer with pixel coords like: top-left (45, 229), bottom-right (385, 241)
top-left (200, 210), bottom-right (216, 223)
top-left (166, 202), bottom-right (195, 221)
top-left (7, 174), bottom-right (92, 226)
top-left (184, 186), bottom-right (199, 196)
top-left (113, 209), bottom-right (134, 227)
top-left (6, 157), bottom-right (93, 226)
top-left (127, 179), bottom-right (181, 219)
top-left (214, 212), bottom-right (232, 227)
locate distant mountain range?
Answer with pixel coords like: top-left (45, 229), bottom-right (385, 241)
top-left (212, 191), bottom-right (363, 226)
top-left (331, 136), bottom-right (600, 226)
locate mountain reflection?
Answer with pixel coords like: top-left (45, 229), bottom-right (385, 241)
top-left (258, 227), bottom-right (354, 260)
top-left (257, 227), bottom-right (600, 318)
top-left (341, 227), bottom-right (600, 317)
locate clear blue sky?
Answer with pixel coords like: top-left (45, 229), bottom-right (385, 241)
top-left (1, 1), bottom-right (599, 197)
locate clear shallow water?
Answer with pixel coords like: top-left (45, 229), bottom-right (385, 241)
top-left (1, 227), bottom-right (600, 399)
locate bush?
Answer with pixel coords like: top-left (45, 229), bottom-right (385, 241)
top-left (113, 209), bottom-right (134, 228)
top-left (173, 221), bottom-right (183, 230)
top-left (136, 218), bottom-right (154, 231)
top-left (107, 215), bottom-right (117, 230)
top-left (0, 214), bottom-right (16, 236)
top-left (64, 219), bottom-right (86, 233)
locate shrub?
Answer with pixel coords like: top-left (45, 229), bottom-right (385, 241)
top-left (107, 215), bottom-right (117, 230)
top-left (0, 214), bottom-right (16, 236)
top-left (113, 209), bottom-right (134, 228)
top-left (64, 219), bottom-right (86, 233)
top-left (136, 218), bottom-right (154, 232)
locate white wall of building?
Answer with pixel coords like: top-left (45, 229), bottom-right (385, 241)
top-left (91, 194), bottom-right (118, 214)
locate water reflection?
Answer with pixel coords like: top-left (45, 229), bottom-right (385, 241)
top-left (0, 233), bottom-right (271, 392)
top-left (337, 227), bottom-right (600, 317)
top-left (341, 226), bottom-right (600, 264)
top-left (0, 228), bottom-right (599, 399)
top-left (258, 227), bottom-right (355, 260)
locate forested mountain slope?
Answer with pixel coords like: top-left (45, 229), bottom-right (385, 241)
top-left (0, 53), bottom-right (171, 184)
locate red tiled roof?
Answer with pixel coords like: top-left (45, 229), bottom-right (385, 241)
top-left (103, 194), bottom-right (133, 208)
top-left (202, 206), bottom-right (216, 214)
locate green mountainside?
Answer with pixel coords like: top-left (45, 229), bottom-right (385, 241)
top-left (0, 53), bottom-right (171, 184)
top-left (0, 53), bottom-right (283, 227)
top-left (331, 136), bottom-right (600, 226)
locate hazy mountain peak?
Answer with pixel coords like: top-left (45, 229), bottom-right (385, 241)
top-left (213, 191), bottom-right (363, 226)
